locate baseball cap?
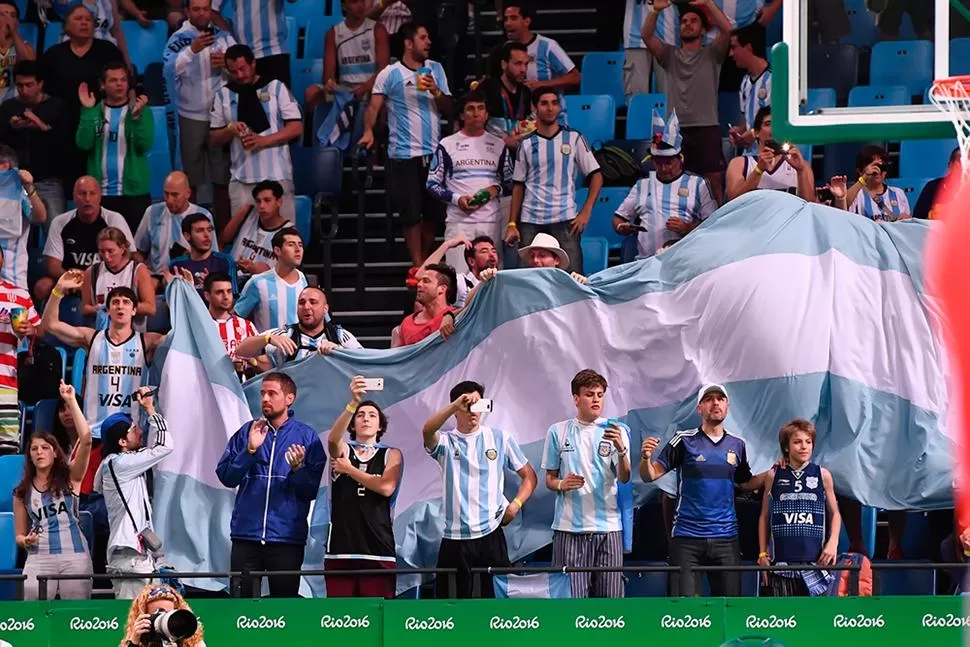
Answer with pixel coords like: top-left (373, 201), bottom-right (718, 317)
top-left (101, 412), bottom-right (134, 456)
top-left (697, 383), bottom-right (728, 405)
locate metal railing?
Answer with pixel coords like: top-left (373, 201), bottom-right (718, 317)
top-left (11, 560), bottom-right (969, 600)
top-left (352, 146), bottom-right (375, 297)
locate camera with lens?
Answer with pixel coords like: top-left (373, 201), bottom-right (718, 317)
top-left (140, 609), bottom-right (198, 646)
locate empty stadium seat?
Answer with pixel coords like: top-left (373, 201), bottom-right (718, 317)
top-left (581, 236), bottom-right (608, 275)
top-left (870, 40), bottom-right (933, 99)
top-left (808, 44), bottom-right (859, 104)
top-left (19, 22), bottom-right (37, 49)
top-left (577, 186), bottom-right (626, 249)
top-left (951, 38), bottom-right (970, 76)
top-left (847, 84), bottom-right (911, 108)
top-left (42, 21), bottom-right (62, 49)
top-left (294, 195), bottom-right (312, 243)
top-left (563, 94), bottom-right (615, 148)
top-left (304, 15), bottom-right (342, 60)
top-left (291, 58), bottom-right (323, 107)
top-left (0, 455), bottom-right (24, 512)
top-left (801, 87), bottom-right (837, 114)
top-left (122, 20), bottom-right (169, 75)
top-left (892, 177), bottom-right (931, 207)
top-left (148, 150), bottom-right (173, 200)
top-left (900, 138), bottom-right (958, 178)
top-left (28, 398), bottom-right (59, 440)
top-left (839, 0), bottom-right (879, 47)
top-left (624, 562), bottom-right (668, 597)
top-left (580, 52), bottom-right (624, 106)
top-left (626, 93), bottom-right (666, 139)
top-left (874, 561), bottom-right (936, 595)
top-left (0, 512), bottom-right (14, 569)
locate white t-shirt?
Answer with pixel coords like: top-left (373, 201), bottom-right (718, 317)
top-left (454, 270), bottom-right (480, 308)
top-left (427, 131), bottom-right (512, 224)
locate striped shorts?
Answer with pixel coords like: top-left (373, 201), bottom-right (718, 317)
top-left (552, 530), bottom-right (624, 598)
top-left (0, 385), bottom-right (21, 453)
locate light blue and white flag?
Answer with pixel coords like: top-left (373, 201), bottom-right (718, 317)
top-left (152, 191), bottom-right (952, 595)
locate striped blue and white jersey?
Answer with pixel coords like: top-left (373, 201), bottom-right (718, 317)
top-left (541, 417), bottom-right (630, 533)
top-left (134, 202), bottom-right (216, 274)
top-left (624, 0), bottom-right (650, 48)
top-left (513, 127), bottom-right (600, 225)
top-left (263, 322), bottom-right (362, 366)
top-left (234, 268), bottom-right (307, 331)
top-left (26, 484), bottom-right (89, 556)
top-left (653, 0), bottom-right (764, 46)
top-left (739, 68), bottom-right (771, 130)
top-left (99, 105), bottom-right (128, 197)
top-left (429, 425), bottom-right (528, 540)
top-left (526, 33), bottom-right (575, 85)
top-left (0, 182), bottom-right (31, 289)
top-left (427, 131), bottom-right (513, 224)
top-left (213, 0), bottom-right (289, 58)
top-left (849, 185), bottom-right (911, 221)
top-left (210, 80), bottom-right (303, 183)
top-left (83, 330), bottom-right (147, 433)
top-left (163, 22), bottom-right (236, 121)
top-left (334, 18), bottom-right (378, 86)
top-left (614, 172), bottom-right (716, 258)
top-left (372, 60), bottom-right (451, 160)
top-left (228, 213), bottom-right (293, 274)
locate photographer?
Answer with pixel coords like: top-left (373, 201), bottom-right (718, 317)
top-left (725, 106), bottom-right (816, 202)
top-left (121, 583), bottom-right (206, 647)
top-left (94, 387), bottom-right (174, 600)
top-left (844, 145), bottom-right (911, 221)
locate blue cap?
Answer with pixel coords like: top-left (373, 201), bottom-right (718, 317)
top-left (101, 412), bottom-right (134, 456)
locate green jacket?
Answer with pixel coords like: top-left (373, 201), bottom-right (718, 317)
top-left (76, 102), bottom-right (154, 197)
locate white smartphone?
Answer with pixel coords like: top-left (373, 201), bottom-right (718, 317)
top-left (470, 399), bottom-right (493, 413)
top-left (362, 378), bottom-right (384, 391)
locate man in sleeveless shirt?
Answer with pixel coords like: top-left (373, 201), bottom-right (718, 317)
top-left (758, 418), bottom-right (841, 596)
top-left (220, 179), bottom-right (294, 282)
top-left (725, 107), bottom-right (815, 202)
top-left (39, 271), bottom-right (169, 435)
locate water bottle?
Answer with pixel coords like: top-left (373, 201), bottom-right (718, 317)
top-left (468, 188), bottom-right (492, 206)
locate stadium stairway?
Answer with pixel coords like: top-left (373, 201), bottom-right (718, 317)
top-left (325, 0), bottom-right (600, 348)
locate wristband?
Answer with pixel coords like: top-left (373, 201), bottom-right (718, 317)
top-left (858, 176), bottom-right (865, 186)
top-left (754, 166), bottom-right (765, 175)
top-left (432, 88), bottom-right (442, 97)
top-left (758, 551), bottom-right (770, 559)
top-left (442, 310), bottom-right (455, 320)
top-left (51, 288), bottom-right (63, 298)
top-left (617, 447), bottom-right (628, 457)
top-left (264, 334), bottom-right (272, 345)
top-left (507, 222), bottom-right (517, 228)
top-left (345, 403), bottom-right (358, 414)
top-left (512, 497), bottom-right (523, 508)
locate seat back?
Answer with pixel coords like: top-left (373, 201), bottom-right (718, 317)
top-left (0, 512), bottom-right (15, 569)
top-left (581, 236), bottom-right (609, 275)
top-left (892, 177), bottom-right (931, 207)
top-left (900, 138), bottom-right (958, 178)
top-left (847, 84), bottom-right (911, 108)
top-left (626, 93), bottom-right (666, 139)
top-left (802, 87), bottom-right (837, 114)
top-left (563, 94), bottom-right (616, 149)
top-left (839, 0), bottom-right (879, 47)
top-left (580, 52), bottom-right (624, 106)
top-left (870, 40), bottom-right (933, 98)
top-left (951, 37), bottom-right (970, 76)
top-left (42, 22), bottom-right (63, 50)
top-left (122, 20), bottom-right (169, 74)
top-left (304, 15), bottom-right (342, 60)
top-left (294, 195), bottom-right (312, 242)
top-left (147, 150), bottom-right (173, 199)
top-left (0, 455), bottom-right (24, 513)
top-left (578, 186), bottom-right (627, 249)
top-left (808, 44), bottom-right (859, 104)
top-left (19, 22), bottom-right (37, 49)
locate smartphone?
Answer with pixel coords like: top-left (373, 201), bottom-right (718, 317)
top-left (470, 399), bottom-right (493, 413)
top-left (202, 23), bottom-right (213, 34)
top-left (362, 378), bottom-right (384, 391)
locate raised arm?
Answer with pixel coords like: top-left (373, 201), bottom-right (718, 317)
top-left (701, 0), bottom-right (734, 57)
top-left (62, 382), bottom-right (92, 487)
top-left (421, 393), bottom-right (473, 452)
top-left (333, 447), bottom-right (402, 498)
top-left (328, 376), bottom-right (367, 458)
top-left (109, 391), bottom-right (175, 480)
top-left (641, 0), bottom-right (671, 60)
top-left (219, 203), bottom-right (252, 248)
top-left (41, 271), bottom-right (96, 349)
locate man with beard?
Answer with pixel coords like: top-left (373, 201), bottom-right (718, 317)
top-left (642, 0), bottom-right (734, 203)
top-left (216, 371), bottom-right (326, 598)
top-left (420, 235), bottom-right (498, 308)
top-left (235, 285), bottom-right (362, 367)
top-left (612, 109), bottom-right (716, 259)
top-left (478, 42), bottom-right (533, 148)
top-left (233, 226), bottom-right (307, 331)
top-left (426, 90), bottom-right (512, 270)
top-left (640, 384), bottom-right (771, 597)
top-left (393, 262), bottom-right (455, 347)
top-left (170, 212), bottom-right (234, 294)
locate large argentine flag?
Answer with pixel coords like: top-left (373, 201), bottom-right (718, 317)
top-left (153, 191), bottom-right (952, 595)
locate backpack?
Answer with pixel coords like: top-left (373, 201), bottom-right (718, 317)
top-left (16, 339), bottom-right (63, 405)
top-left (592, 144), bottom-right (644, 187)
top-left (826, 552), bottom-right (873, 596)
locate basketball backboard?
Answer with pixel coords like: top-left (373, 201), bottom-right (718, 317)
top-left (772, 0), bottom-right (958, 144)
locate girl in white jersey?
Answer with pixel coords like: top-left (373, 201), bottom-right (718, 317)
top-left (81, 227), bottom-right (155, 333)
top-left (14, 381), bottom-right (93, 600)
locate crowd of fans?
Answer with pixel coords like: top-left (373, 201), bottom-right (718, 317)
top-left (0, 0), bottom-right (963, 604)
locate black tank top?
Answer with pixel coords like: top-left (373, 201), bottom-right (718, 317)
top-left (328, 444), bottom-right (396, 560)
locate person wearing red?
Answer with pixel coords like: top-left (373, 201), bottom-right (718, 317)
top-left (394, 263), bottom-right (457, 347)
top-left (203, 271), bottom-right (260, 379)
top-left (0, 245), bottom-right (40, 454)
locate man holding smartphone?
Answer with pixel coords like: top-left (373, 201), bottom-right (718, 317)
top-left (421, 380), bottom-right (537, 598)
top-left (541, 369), bottom-right (631, 598)
top-left (725, 107), bottom-right (815, 202)
top-left (844, 144), bottom-right (911, 221)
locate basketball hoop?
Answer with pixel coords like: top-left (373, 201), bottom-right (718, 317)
top-left (929, 75), bottom-right (970, 178)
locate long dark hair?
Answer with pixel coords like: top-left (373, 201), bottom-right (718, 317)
top-left (14, 432), bottom-right (72, 499)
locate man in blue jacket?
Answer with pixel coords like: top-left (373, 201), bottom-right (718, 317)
top-left (216, 371), bottom-right (326, 597)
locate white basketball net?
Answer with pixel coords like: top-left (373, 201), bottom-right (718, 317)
top-left (930, 77), bottom-right (970, 178)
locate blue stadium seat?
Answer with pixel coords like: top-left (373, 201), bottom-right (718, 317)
top-left (0, 455), bottom-right (24, 512)
top-left (578, 186), bottom-right (626, 249)
top-left (13, 0), bottom-right (25, 18)
top-left (847, 84), bottom-right (910, 108)
top-left (801, 87), bottom-right (837, 114)
top-left (304, 15), bottom-right (341, 60)
top-left (581, 236), bottom-right (608, 275)
top-left (19, 22), bottom-right (37, 49)
top-left (72, 348), bottom-right (86, 393)
top-left (718, 91), bottom-right (743, 136)
top-left (291, 58), bottom-right (323, 106)
top-left (808, 44), bottom-right (859, 105)
top-left (148, 150), bottom-right (173, 200)
top-left (150, 106), bottom-right (169, 155)
top-left (624, 562), bottom-right (668, 597)
top-left (42, 21), bottom-right (62, 50)
top-left (0, 512), bottom-right (14, 569)
top-left (294, 195), bottom-right (311, 243)
top-left (580, 52), bottom-right (624, 106)
top-left (58, 294), bottom-right (85, 328)
top-left (563, 94), bottom-right (615, 149)
top-left (952, 38), bottom-right (970, 76)
top-left (892, 177), bottom-right (931, 209)
top-left (29, 398), bottom-right (59, 438)
top-left (870, 40), bottom-right (933, 99)
top-left (285, 16), bottom-right (297, 58)
top-left (122, 20), bottom-right (169, 75)
top-left (900, 138), bottom-right (958, 178)
top-left (285, 0), bottom-right (324, 25)
top-left (146, 295), bottom-right (170, 333)
top-left (626, 93), bottom-right (666, 139)
top-left (875, 561), bottom-right (936, 595)
top-left (291, 143), bottom-right (317, 196)
top-left (839, 0), bottom-right (879, 47)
